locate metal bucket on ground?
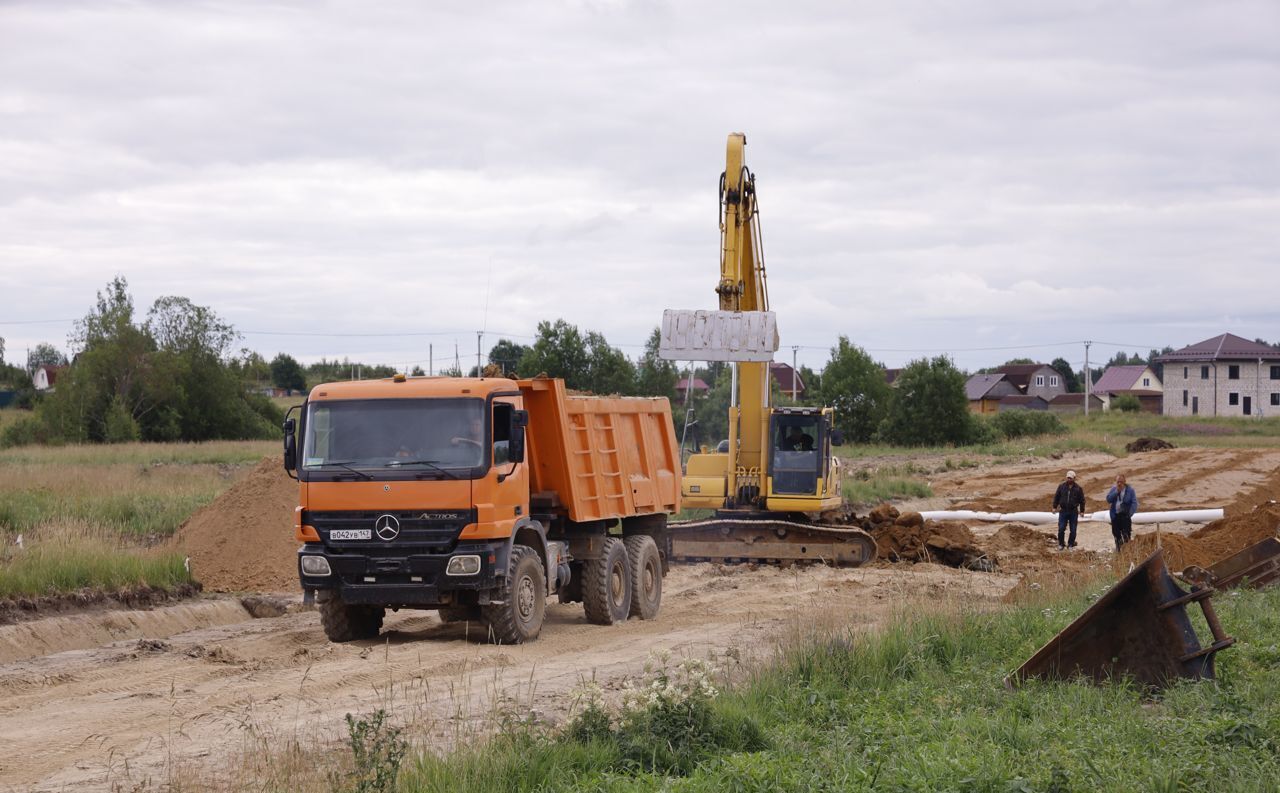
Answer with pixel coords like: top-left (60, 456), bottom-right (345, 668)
top-left (1007, 548), bottom-right (1233, 690)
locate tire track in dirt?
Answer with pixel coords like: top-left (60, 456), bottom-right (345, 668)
top-left (0, 564), bottom-right (1016, 792)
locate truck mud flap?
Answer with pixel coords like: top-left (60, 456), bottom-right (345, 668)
top-left (1007, 548), bottom-right (1234, 691)
top-left (668, 518), bottom-right (877, 566)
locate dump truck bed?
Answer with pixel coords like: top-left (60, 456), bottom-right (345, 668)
top-left (517, 377), bottom-right (680, 523)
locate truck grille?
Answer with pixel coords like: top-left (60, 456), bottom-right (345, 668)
top-left (307, 509), bottom-right (473, 554)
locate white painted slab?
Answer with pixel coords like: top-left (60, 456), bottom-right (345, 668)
top-left (658, 309), bottom-right (779, 362)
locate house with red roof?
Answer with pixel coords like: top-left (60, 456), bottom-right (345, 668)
top-left (1093, 364), bottom-right (1163, 413)
top-left (1157, 334), bottom-right (1280, 417)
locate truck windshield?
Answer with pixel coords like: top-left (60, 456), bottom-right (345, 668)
top-left (302, 398), bottom-right (486, 475)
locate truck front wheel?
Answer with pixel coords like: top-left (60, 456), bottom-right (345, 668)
top-left (317, 590), bottom-right (384, 642)
top-left (483, 545), bottom-right (546, 644)
top-left (583, 537), bottom-right (631, 625)
top-left (624, 535), bottom-right (662, 620)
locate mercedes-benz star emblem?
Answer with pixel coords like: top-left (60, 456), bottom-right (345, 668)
top-left (374, 514), bottom-right (400, 541)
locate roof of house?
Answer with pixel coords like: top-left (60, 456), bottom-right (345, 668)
top-left (999, 395), bottom-right (1049, 406)
top-left (34, 364), bottom-right (67, 386)
top-left (994, 363), bottom-right (1058, 389)
top-left (965, 373), bottom-right (1007, 400)
top-left (1049, 393), bottom-right (1103, 406)
top-left (883, 368), bottom-right (902, 385)
top-left (1157, 333), bottom-right (1280, 362)
top-left (1093, 365), bottom-right (1150, 393)
top-left (675, 377), bottom-right (709, 392)
top-left (769, 362), bottom-right (805, 393)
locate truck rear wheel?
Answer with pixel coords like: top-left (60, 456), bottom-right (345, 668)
top-left (483, 545), bottom-right (545, 644)
top-left (583, 537), bottom-right (631, 625)
top-left (317, 590), bottom-right (384, 642)
top-left (624, 535), bottom-right (662, 620)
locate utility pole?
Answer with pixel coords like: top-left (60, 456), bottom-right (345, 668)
top-left (429, 343), bottom-right (433, 376)
top-left (791, 346), bottom-right (800, 401)
top-left (1084, 341), bottom-right (1092, 416)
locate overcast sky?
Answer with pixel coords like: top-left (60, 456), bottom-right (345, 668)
top-left (1, 0), bottom-right (1277, 376)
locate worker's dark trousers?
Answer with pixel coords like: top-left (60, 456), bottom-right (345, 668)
top-left (1111, 514), bottom-right (1133, 550)
top-left (1057, 512), bottom-right (1078, 548)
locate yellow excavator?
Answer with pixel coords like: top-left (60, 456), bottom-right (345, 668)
top-left (659, 133), bottom-right (877, 565)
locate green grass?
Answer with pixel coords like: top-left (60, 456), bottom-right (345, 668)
top-left (0, 488), bottom-right (220, 538)
top-left (399, 584), bottom-right (1280, 792)
top-left (0, 523), bottom-right (194, 599)
top-left (0, 439), bottom-right (275, 465)
top-left (842, 476), bottom-right (932, 506)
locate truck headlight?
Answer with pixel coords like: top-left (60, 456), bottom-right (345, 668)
top-left (300, 556), bottom-right (332, 576)
top-left (446, 555), bottom-right (481, 576)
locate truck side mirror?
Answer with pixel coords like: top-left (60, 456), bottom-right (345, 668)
top-left (509, 409), bottom-right (529, 464)
top-left (830, 428), bottom-right (845, 447)
top-left (283, 417), bottom-right (298, 472)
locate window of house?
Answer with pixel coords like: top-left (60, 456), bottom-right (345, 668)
top-left (1271, 366), bottom-right (1280, 380)
top-left (1201, 365), bottom-right (1210, 379)
top-left (1272, 393), bottom-right (1280, 407)
top-left (1035, 375), bottom-right (1044, 387)
top-left (1183, 390), bottom-right (1188, 407)
top-left (1183, 367), bottom-right (1189, 379)
top-left (1229, 393), bottom-right (1239, 406)
top-left (1142, 377), bottom-right (1150, 387)
top-left (1229, 365), bottom-right (1240, 380)
top-left (1049, 376), bottom-right (1058, 387)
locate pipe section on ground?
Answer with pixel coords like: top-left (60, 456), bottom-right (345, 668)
top-left (919, 509), bottom-right (1224, 525)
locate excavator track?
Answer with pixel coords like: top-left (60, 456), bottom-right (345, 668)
top-left (668, 516), bottom-right (878, 566)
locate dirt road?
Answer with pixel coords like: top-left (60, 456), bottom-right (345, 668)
top-left (0, 563), bottom-right (1015, 792)
top-left (5, 445), bottom-right (1275, 792)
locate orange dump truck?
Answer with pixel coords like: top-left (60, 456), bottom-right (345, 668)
top-left (282, 375), bottom-right (680, 644)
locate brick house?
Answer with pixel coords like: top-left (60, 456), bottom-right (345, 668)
top-left (1157, 334), bottom-right (1280, 418)
top-left (769, 362), bottom-right (806, 399)
top-left (995, 363), bottom-right (1069, 402)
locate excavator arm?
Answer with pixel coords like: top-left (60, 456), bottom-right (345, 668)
top-left (658, 133), bottom-right (876, 566)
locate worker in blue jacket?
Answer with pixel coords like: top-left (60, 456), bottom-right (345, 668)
top-left (1106, 474), bottom-right (1138, 550)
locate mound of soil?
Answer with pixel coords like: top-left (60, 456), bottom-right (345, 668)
top-left (871, 520), bottom-right (991, 569)
top-left (1126, 437), bottom-right (1175, 453)
top-left (1114, 502), bottom-right (1280, 574)
top-left (171, 456), bottom-right (301, 593)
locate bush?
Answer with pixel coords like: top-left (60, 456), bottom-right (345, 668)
top-left (0, 414), bottom-right (50, 449)
top-left (102, 396), bottom-right (141, 443)
top-left (987, 409), bottom-right (1067, 440)
top-left (1111, 394), bottom-right (1141, 413)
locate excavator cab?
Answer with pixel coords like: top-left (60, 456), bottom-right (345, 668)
top-left (769, 409), bottom-right (823, 495)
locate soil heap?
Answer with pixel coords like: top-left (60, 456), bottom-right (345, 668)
top-left (171, 456), bottom-right (301, 593)
top-left (1114, 501), bottom-right (1280, 573)
top-left (1126, 437), bottom-right (1175, 453)
top-left (856, 504), bottom-right (993, 570)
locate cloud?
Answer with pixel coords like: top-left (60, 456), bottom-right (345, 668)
top-left (1, 0), bottom-right (1277, 373)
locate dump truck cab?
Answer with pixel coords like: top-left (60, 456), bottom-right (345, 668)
top-left (283, 375), bottom-right (680, 644)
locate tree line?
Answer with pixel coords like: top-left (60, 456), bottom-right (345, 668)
top-left (12, 280), bottom-right (1250, 449)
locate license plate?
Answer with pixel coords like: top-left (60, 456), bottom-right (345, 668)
top-left (330, 529), bottom-right (371, 540)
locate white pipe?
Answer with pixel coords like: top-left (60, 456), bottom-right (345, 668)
top-left (919, 509), bottom-right (1224, 525)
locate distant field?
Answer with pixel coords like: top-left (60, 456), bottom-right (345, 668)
top-left (0, 440), bottom-right (271, 599)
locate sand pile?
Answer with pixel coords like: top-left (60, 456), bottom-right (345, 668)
top-left (1114, 502), bottom-right (1280, 574)
top-left (171, 456), bottom-right (301, 593)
